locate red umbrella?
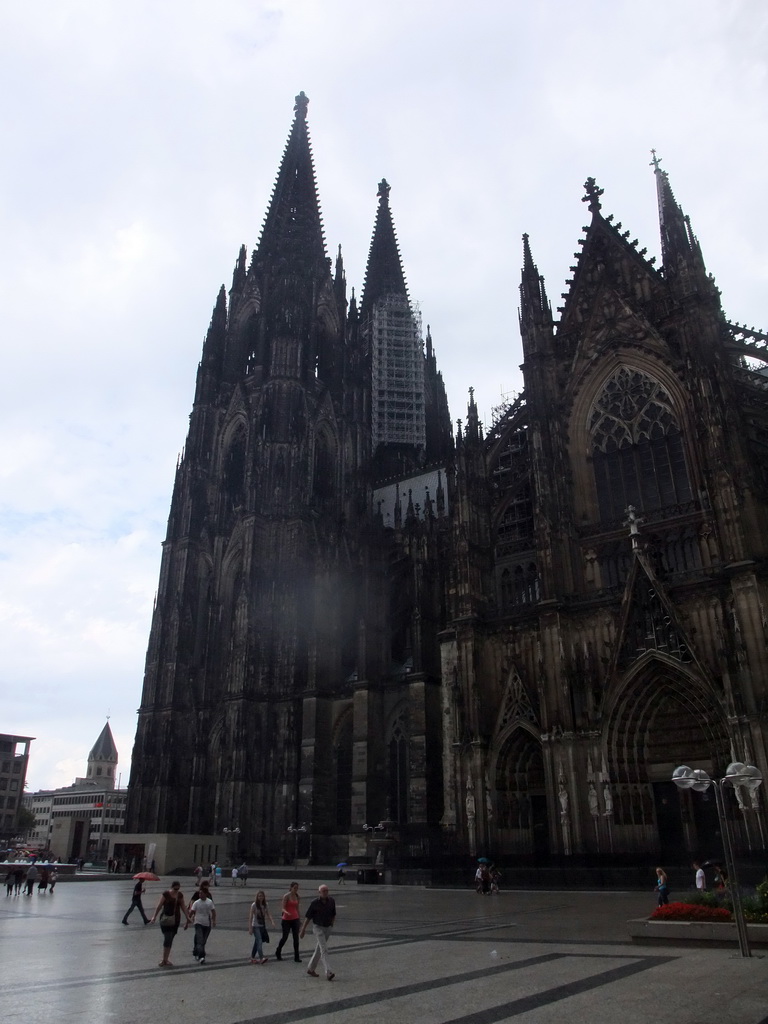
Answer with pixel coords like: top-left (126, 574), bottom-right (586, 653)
top-left (133, 871), bottom-right (160, 881)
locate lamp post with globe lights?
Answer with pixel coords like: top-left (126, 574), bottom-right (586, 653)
top-left (223, 826), bottom-right (241, 866)
top-left (672, 762), bottom-right (763, 958)
top-left (286, 823), bottom-right (307, 868)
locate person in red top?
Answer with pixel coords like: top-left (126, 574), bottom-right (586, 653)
top-left (275, 881), bottom-right (302, 962)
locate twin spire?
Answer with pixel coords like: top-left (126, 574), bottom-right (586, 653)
top-left (255, 93), bottom-right (410, 319)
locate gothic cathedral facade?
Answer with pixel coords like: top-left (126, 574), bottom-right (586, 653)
top-left (126, 95), bottom-right (768, 866)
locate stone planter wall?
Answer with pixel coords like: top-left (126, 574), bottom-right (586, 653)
top-left (628, 917), bottom-right (768, 948)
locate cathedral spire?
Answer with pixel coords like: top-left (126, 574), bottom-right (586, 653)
top-left (360, 178), bottom-right (409, 318)
top-left (255, 91), bottom-right (327, 269)
top-left (519, 234), bottom-right (552, 329)
top-left (651, 150), bottom-right (704, 275)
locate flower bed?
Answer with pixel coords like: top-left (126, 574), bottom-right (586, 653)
top-left (650, 901), bottom-right (731, 922)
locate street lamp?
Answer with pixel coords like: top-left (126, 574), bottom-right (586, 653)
top-left (286, 823), bottom-right (306, 868)
top-left (223, 827), bottom-right (241, 866)
top-left (672, 763), bottom-right (763, 958)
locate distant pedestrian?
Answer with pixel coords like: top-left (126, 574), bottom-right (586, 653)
top-left (190, 888), bottom-right (216, 964)
top-left (122, 879), bottom-right (150, 925)
top-left (38, 867), bottom-right (49, 894)
top-left (5, 870), bottom-right (13, 897)
top-left (13, 867), bottom-right (23, 894)
top-left (693, 862), bottom-right (706, 891)
top-left (275, 881), bottom-right (302, 962)
top-left (194, 865), bottom-right (203, 884)
top-left (490, 866), bottom-right (501, 893)
top-left (238, 862), bottom-right (249, 887)
top-left (300, 884), bottom-right (336, 981)
top-left (337, 865), bottom-right (346, 884)
top-left (211, 862), bottom-right (219, 886)
top-left (655, 867), bottom-right (669, 906)
top-left (150, 881), bottom-right (190, 967)
top-left (49, 868), bottom-right (58, 893)
top-left (25, 864), bottom-right (38, 895)
top-left (713, 863), bottom-right (728, 890)
top-left (248, 889), bottom-right (275, 963)
top-left (231, 867), bottom-right (238, 886)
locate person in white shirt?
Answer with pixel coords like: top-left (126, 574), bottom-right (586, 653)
top-left (190, 890), bottom-right (216, 964)
top-left (693, 861), bottom-right (706, 891)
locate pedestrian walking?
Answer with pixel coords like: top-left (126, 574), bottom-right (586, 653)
top-left (300, 884), bottom-right (336, 981)
top-left (194, 865), bottom-right (203, 885)
top-left (25, 864), bottom-right (38, 895)
top-left (693, 861), bottom-right (706, 891)
top-left (49, 868), bottom-right (58, 893)
top-left (655, 867), bottom-right (669, 906)
top-left (149, 881), bottom-right (191, 967)
top-left (38, 867), bottom-right (49, 894)
top-left (248, 889), bottom-right (275, 963)
top-left (122, 879), bottom-right (150, 925)
top-left (275, 881), bottom-right (302, 962)
top-left (238, 862), bottom-right (249, 886)
top-left (13, 867), bottom-right (23, 894)
top-left (5, 870), bottom-right (13, 897)
top-left (189, 887), bottom-right (216, 964)
top-left (337, 864), bottom-right (346, 884)
top-left (231, 867), bottom-right (239, 886)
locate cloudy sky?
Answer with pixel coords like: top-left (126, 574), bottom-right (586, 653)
top-left (2, 1), bottom-right (767, 792)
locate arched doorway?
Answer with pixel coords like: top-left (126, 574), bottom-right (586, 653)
top-left (494, 728), bottom-right (549, 857)
top-left (605, 657), bottom-right (730, 859)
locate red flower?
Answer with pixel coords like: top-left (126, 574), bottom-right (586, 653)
top-left (650, 902), bottom-right (731, 922)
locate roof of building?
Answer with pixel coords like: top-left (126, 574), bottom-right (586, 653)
top-left (88, 722), bottom-right (118, 764)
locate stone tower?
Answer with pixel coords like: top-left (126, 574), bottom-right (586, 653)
top-left (125, 94), bottom-right (452, 862)
top-left (85, 721), bottom-right (118, 790)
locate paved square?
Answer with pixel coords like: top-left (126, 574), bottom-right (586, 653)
top-left (2, 876), bottom-right (767, 1024)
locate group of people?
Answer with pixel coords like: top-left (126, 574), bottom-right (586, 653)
top-left (231, 863), bottom-right (250, 886)
top-left (654, 860), bottom-right (729, 906)
top-left (125, 875), bottom-right (338, 979)
top-left (192, 863), bottom-right (221, 887)
top-left (4, 863), bottom-right (58, 896)
top-left (474, 862), bottom-right (501, 894)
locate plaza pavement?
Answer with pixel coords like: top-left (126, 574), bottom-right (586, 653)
top-left (1, 873), bottom-right (767, 1024)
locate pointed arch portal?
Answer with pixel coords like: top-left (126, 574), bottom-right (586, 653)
top-left (606, 657), bottom-right (730, 858)
top-left (494, 728), bottom-right (549, 857)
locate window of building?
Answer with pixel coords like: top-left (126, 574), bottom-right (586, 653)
top-left (590, 367), bottom-right (692, 522)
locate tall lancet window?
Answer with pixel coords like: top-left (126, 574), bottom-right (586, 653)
top-left (590, 367), bottom-right (692, 523)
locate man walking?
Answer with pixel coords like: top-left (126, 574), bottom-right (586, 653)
top-left (300, 884), bottom-right (336, 981)
top-left (122, 879), bottom-right (150, 925)
top-left (189, 887), bottom-right (216, 964)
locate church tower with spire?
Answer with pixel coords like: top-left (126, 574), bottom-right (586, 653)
top-left (125, 94), bottom-right (452, 862)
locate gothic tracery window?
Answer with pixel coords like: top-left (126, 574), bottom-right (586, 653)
top-left (590, 367), bottom-right (692, 522)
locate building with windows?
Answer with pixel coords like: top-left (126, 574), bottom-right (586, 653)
top-left (125, 95), bottom-right (768, 868)
top-left (0, 734), bottom-right (33, 840)
top-left (23, 722), bottom-right (127, 862)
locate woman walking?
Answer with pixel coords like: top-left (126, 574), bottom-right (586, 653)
top-left (275, 881), bottom-right (302, 962)
top-left (655, 867), bottom-right (669, 907)
top-left (150, 880), bottom-right (191, 967)
top-left (248, 889), bottom-right (276, 963)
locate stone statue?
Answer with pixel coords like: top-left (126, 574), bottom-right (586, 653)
top-left (558, 782), bottom-right (569, 820)
top-left (588, 782), bottom-right (599, 817)
top-left (603, 783), bottom-right (614, 816)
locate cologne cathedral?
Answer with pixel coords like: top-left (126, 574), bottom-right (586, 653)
top-left (126, 94), bottom-right (768, 867)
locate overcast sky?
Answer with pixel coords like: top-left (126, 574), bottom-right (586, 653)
top-left (2, 1), bottom-right (767, 792)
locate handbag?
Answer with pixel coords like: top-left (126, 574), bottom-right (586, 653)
top-left (259, 925), bottom-right (270, 943)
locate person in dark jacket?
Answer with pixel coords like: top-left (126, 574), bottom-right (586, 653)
top-left (122, 879), bottom-right (150, 924)
top-left (300, 884), bottom-right (336, 981)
